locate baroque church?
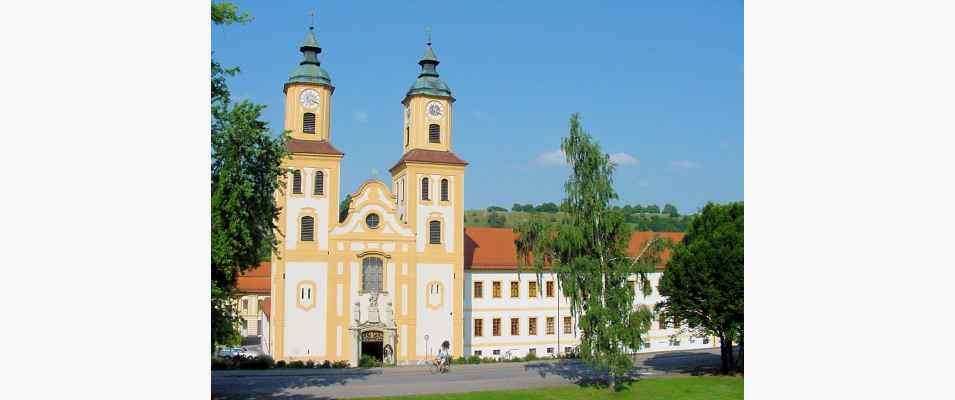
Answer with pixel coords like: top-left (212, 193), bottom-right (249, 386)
top-left (250, 24), bottom-right (718, 366)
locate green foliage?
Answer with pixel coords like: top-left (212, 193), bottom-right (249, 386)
top-left (487, 205), bottom-right (507, 212)
top-left (332, 360), bottom-right (350, 368)
top-left (287, 360), bottom-right (306, 368)
top-left (339, 194), bottom-right (352, 222)
top-left (514, 113), bottom-right (669, 391)
top-left (359, 355), bottom-right (382, 368)
top-left (275, 360), bottom-right (286, 368)
top-left (211, 355), bottom-right (275, 370)
top-left (486, 212), bottom-right (507, 228)
top-left (535, 202), bottom-right (560, 213)
top-left (657, 202), bottom-right (743, 374)
top-left (211, 2), bottom-right (252, 25)
top-left (211, 3), bottom-right (289, 353)
top-left (662, 203), bottom-right (679, 217)
top-left (523, 352), bottom-right (539, 362)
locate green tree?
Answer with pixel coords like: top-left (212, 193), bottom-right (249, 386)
top-left (645, 204), bottom-right (660, 213)
top-left (535, 202), bottom-right (560, 213)
top-left (515, 113), bottom-right (668, 391)
top-left (339, 194), bottom-right (352, 222)
top-left (656, 202), bottom-right (743, 373)
top-left (511, 203), bottom-right (522, 212)
top-left (211, 2), bottom-right (287, 353)
top-left (663, 203), bottom-right (679, 217)
top-left (487, 205), bottom-right (507, 212)
top-left (487, 212), bottom-right (507, 227)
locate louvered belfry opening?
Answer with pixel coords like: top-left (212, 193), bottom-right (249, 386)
top-left (300, 216), bottom-right (314, 241)
top-left (429, 220), bottom-right (441, 244)
top-left (292, 170), bottom-right (303, 194)
top-left (440, 179), bottom-right (449, 201)
top-left (428, 124), bottom-right (440, 143)
top-left (421, 177), bottom-right (430, 200)
top-left (303, 113), bottom-right (316, 134)
top-left (314, 171), bottom-right (324, 195)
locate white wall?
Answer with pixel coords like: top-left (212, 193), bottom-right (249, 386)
top-left (416, 263), bottom-right (454, 357)
top-left (260, 312), bottom-right (271, 356)
top-left (284, 261), bottom-right (328, 357)
top-left (463, 270), bottom-right (719, 358)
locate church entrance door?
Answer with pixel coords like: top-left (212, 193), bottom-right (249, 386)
top-left (360, 330), bottom-right (384, 361)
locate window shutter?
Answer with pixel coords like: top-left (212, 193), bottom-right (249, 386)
top-left (314, 171), bottom-right (324, 195)
top-left (300, 216), bottom-right (314, 241)
top-left (421, 178), bottom-right (429, 200)
top-left (429, 220), bottom-right (441, 244)
top-left (303, 113), bottom-right (316, 134)
top-left (292, 170), bottom-right (302, 194)
top-left (440, 179), bottom-right (449, 201)
top-left (429, 124), bottom-right (440, 143)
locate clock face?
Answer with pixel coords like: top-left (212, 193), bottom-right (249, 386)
top-left (427, 101), bottom-right (443, 119)
top-left (299, 89), bottom-right (320, 109)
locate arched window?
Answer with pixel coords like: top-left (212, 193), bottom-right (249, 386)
top-left (313, 171), bottom-right (324, 195)
top-left (440, 179), bottom-right (449, 201)
top-left (405, 127), bottom-right (410, 146)
top-left (421, 177), bottom-right (430, 200)
top-left (300, 216), bottom-right (314, 241)
top-left (303, 113), bottom-right (316, 134)
top-left (292, 170), bottom-right (302, 194)
top-left (428, 124), bottom-right (440, 143)
top-left (429, 220), bottom-right (441, 244)
top-left (362, 257), bottom-right (383, 292)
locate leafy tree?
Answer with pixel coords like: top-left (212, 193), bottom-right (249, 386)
top-left (656, 202), bottom-right (743, 373)
top-left (487, 205), bottom-right (507, 212)
top-left (211, 2), bottom-right (287, 353)
top-left (486, 212), bottom-right (507, 227)
top-left (515, 113), bottom-right (668, 391)
top-left (663, 203), bottom-right (679, 217)
top-left (511, 203), bottom-right (522, 212)
top-left (535, 202), bottom-right (560, 213)
top-left (339, 194), bottom-right (352, 222)
top-left (645, 204), bottom-right (660, 213)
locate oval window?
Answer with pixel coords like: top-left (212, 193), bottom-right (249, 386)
top-left (366, 213), bottom-right (380, 229)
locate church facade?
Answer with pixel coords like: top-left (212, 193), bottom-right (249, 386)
top-left (261, 26), bottom-right (718, 366)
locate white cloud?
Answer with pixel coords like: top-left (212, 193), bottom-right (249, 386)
top-left (535, 149), bottom-right (566, 166)
top-left (609, 152), bottom-right (639, 166)
top-left (353, 111), bottom-right (369, 123)
top-left (670, 160), bottom-right (702, 169)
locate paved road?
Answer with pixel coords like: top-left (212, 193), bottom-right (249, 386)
top-left (212, 347), bottom-right (723, 399)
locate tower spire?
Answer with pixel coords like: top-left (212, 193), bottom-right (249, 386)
top-left (405, 26), bottom-right (451, 98)
top-left (287, 12), bottom-right (331, 86)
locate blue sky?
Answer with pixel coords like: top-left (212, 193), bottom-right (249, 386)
top-left (212, 0), bottom-right (742, 213)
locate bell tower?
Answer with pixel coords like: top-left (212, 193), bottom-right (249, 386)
top-left (389, 31), bottom-right (467, 357)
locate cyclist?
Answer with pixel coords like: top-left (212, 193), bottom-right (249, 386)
top-left (435, 340), bottom-right (451, 372)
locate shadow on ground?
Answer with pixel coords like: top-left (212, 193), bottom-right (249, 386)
top-left (523, 360), bottom-right (639, 389)
top-left (212, 369), bottom-right (380, 400)
top-left (641, 350), bottom-right (723, 376)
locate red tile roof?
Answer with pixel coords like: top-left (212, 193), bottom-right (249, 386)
top-left (464, 227), bottom-right (684, 271)
top-left (286, 138), bottom-right (344, 156)
top-left (389, 149), bottom-right (468, 172)
top-left (236, 262), bottom-right (271, 294)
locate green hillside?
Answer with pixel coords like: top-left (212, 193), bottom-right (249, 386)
top-left (465, 203), bottom-right (695, 232)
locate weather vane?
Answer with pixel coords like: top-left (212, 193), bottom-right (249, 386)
top-left (426, 25), bottom-right (432, 46)
top-left (309, 9), bottom-right (316, 29)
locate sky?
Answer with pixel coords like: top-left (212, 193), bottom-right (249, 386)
top-left (212, 0), bottom-right (742, 214)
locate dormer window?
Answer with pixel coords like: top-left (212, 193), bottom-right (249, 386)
top-left (429, 124), bottom-right (440, 143)
top-left (303, 113), bottom-right (316, 134)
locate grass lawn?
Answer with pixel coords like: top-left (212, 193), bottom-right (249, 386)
top-left (354, 376), bottom-right (743, 400)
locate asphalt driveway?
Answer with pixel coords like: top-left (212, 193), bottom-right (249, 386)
top-left (211, 347), bottom-right (724, 399)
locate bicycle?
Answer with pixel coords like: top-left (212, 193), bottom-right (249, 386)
top-left (429, 356), bottom-right (450, 374)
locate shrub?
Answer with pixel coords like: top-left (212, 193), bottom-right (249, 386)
top-left (331, 360), bottom-right (350, 368)
top-left (305, 360), bottom-right (315, 368)
top-left (211, 356), bottom-right (233, 370)
top-left (288, 360), bottom-right (305, 369)
top-left (466, 355), bottom-right (481, 364)
top-left (239, 355), bottom-right (274, 370)
top-left (359, 355), bottom-right (381, 368)
top-left (275, 360), bottom-right (286, 368)
top-left (321, 360), bottom-right (331, 369)
top-left (524, 353), bottom-right (539, 362)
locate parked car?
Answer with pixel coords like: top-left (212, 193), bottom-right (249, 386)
top-left (216, 347), bottom-right (243, 358)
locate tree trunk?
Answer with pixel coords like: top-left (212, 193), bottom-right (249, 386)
top-left (719, 334), bottom-right (730, 374)
top-left (608, 372), bottom-right (616, 392)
